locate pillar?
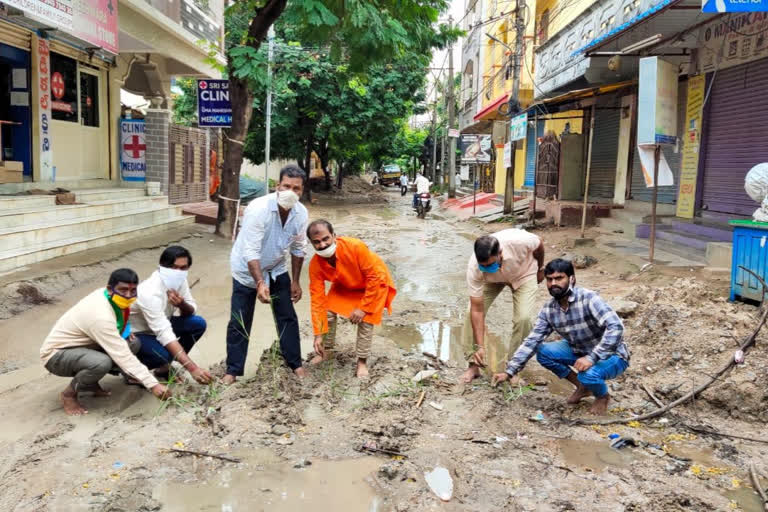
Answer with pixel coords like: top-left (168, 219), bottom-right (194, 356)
top-left (144, 108), bottom-right (171, 193)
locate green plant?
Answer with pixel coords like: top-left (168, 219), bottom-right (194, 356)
top-left (501, 382), bottom-right (535, 403)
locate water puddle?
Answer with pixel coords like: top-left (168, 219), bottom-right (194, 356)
top-left (382, 321), bottom-right (464, 362)
top-left (154, 456), bottom-right (384, 511)
top-left (557, 439), bottom-right (635, 472)
top-left (725, 485), bottom-right (767, 512)
top-left (373, 208), bottom-right (399, 220)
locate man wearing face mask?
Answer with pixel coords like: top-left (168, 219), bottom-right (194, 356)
top-left (306, 220), bottom-right (396, 378)
top-left (225, 165), bottom-right (309, 384)
top-left (40, 269), bottom-right (171, 416)
top-left (130, 246), bottom-right (212, 384)
top-left (492, 259), bottom-right (629, 415)
top-left (461, 229), bottom-right (545, 383)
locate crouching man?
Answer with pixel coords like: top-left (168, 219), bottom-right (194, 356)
top-left (492, 258), bottom-right (630, 415)
top-left (130, 246), bottom-right (212, 384)
top-left (307, 220), bottom-right (397, 378)
top-left (40, 269), bottom-right (171, 416)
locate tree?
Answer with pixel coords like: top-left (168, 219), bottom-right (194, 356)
top-left (171, 78), bottom-right (198, 126)
top-left (216, 0), bottom-right (457, 236)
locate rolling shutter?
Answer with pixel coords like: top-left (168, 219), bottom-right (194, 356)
top-left (630, 80), bottom-right (687, 204)
top-left (587, 100), bottom-right (620, 199)
top-left (700, 58), bottom-right (768, 216)
top-left (524, 120), bottom-right (544, 188)
top-left (0, 20), bottom-right (32, 50)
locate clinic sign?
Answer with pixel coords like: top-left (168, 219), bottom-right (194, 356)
top-left (5, 0), bottom-right (73, 31)
top-left (37, 38), bottom-right (54, 181)
top-left (197, 79), bottom-right (232, 127)
top-left (120, 119), bottom-right (146, 182)
top-left (703, 0), bottom-right (768, 12)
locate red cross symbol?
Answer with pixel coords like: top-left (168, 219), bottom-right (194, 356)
top-left (52, 72), bottom-right (65, 99)
top-left (199, 80), bottom-right (207, 89)
top-left (124, 135), bottom-right (146, 158)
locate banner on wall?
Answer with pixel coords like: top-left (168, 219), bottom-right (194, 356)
top-left (4, 0), bottom-right (73, 30)
top-left (459, 134), bottom-right (492, 164)
top-left (37, 38), bottom-right (54, 182)
top-left (72, 0), bottom-right (118, 54)
top-left (638, 57), bottom-right (679, 146)
top-left (120, 119), bottom-right (146, 182)
top-left (676, 75), bottom-right (706, 218)
top-left (699, 13), bottom-right (768, 74)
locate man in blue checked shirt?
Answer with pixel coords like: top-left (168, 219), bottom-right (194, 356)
top-left (492, 258), bottom-right (630, 415)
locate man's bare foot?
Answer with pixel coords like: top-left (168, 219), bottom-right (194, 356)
top-left (221, 374), bottom-right (237, 385)
top-left (294, 367), bottom-right (307, 378)
top-left (60, 390), bottom-right (88, 416)
top-left (459, 364), bottom-right (481, 384)
top-left (310, 354), bottom-right (331, 365)
top-left (356, 360), bottom-right (369, 378)
top-left (589, 394), bottom-right (610, 415)
top-left (567, 384), bottom-right (592, 405)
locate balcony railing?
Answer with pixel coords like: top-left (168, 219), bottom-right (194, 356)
top-left (143, 0), bottom-right (224, 51)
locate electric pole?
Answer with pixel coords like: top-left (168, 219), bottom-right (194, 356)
top-left (447, 15), bottom-right (457, 199)
top-left (503, 0), bottom-right (526, 214)
top-left (264, 25), bottom-right (275, 196)
top-left (430, 101), bottom-right (437, 182)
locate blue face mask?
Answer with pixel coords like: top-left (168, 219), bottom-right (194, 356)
top-left (478, 261), bottom-right (500, 274)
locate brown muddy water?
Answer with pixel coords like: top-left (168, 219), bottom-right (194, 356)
top-left (154, 455), bottom-right (384, 512)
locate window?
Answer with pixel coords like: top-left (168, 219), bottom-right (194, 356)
top-left (538, 9), bottom-right (550, 45)
top-left (80, 71), bottom-right (99, 127)
top-left (51, 53), bottom-right (78, 122)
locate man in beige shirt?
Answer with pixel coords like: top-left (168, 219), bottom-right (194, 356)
top-left (40, 269), bottom-right (172, 415)
top-left (461, 229), bottom-right (545, 383)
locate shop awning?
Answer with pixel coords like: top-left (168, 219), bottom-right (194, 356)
top-left (526, 80), bottom-right (636, 114)
top-left (473, 94), bottom-right (509, 121)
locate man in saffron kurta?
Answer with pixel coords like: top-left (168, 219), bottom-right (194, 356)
top-left (307, 220), bottom-right (396, 378)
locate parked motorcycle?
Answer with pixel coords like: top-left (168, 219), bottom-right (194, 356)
top-left (414, 193), bottom-right (431, 219)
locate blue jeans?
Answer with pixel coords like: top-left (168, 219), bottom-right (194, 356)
top-left (135, 315), bottom-right (207, 370)
top-left (535, 340), bottom-right (628, 397)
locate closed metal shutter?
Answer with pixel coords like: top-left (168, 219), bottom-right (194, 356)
top-left (631, 80), bottom-right (687, 203)
top-left (588, 100), bottom-right (620, 199)
top-left (700, 58), bottom-right (768, 216)
top-left (0, 20), bottom-right (32, 50)
top-left (524, 121), bottom-right (544, 188)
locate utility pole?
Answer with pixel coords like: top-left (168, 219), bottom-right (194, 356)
top-left (447, 15), bottom-right (457, 199)
top-left (430, 102), bottom-right (437, 182)
top-left (503, 0), bottom-right (526, 214)
top-left (264, 25), bottom-right (275, 196)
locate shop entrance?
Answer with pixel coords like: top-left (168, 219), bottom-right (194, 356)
top-left (0, 42), bottom-right (32, 178)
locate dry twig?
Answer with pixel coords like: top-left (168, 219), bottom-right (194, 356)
top-left (680, 424), bottom-right (768, 445)
top-left (641, 383), bottom-right (665, 408)
top-left (574, 266), bottom-right (768, 426)
top-left (167, 448), bottom-right (241, 463)
top-left (749, 463), bottom-right (768, 512)
top-left (415, 389), bottom-right (426, 408)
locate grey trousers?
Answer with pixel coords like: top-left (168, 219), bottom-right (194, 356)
top-left (45, 337), bottom-right (140, 392)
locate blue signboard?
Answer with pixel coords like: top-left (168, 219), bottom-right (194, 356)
top-left (120, 119), bottom-right (146, 182)
top-left (702, 0), bottom-right (768, 12)
top-left (197, 79), bottom-right (232, 127)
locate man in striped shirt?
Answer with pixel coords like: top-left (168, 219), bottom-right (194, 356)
top-left (493, 258), bottom-right (630, 415)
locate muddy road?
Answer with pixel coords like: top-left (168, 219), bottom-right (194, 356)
top-left (1, 188), bottom-right (767, 511)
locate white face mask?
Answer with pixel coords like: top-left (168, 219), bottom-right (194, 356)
top-left (158, 266), bottom-right (188, 291)
top-left (316, 242), bottom-right (337, 259)
top-left (277, 189), bottom-right (300, 210)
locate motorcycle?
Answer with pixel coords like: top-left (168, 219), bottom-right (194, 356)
top-left (414, 192), bottom-right (431, 219)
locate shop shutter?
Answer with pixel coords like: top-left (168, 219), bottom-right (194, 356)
top-left (587, 101), bottom-right (620, 199)
top-left (524, 120), bottom-right (544, 188)
top-left (0, 20), bottom-right (32, 50)
top-left (700, 58), bottom-right (768, 216)
top-left (630, 80), bottom-right (687, 204)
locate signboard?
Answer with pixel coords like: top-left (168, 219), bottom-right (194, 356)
top-left (509, 113), bottom-right (528, 141)
top-left (459, 134), bottom-right (492, 164)
top-left (37, 38), bottom-right (53, 181)
top-left (120, 119), bottom-right (146, 182)
top-left (4, 0), bottom-right (73, 30)
top-left (699, 13), bottom-right (768, 74)
top-left (460, 165), bottom-right (469, 181)
top-left (638, 57), bottom-right (678, 145)
top-left (448, 128), bottom-right (460, 138)
top-left (702, 0), bottom-right (768, 12)
top-left (503, 142), bottom-right (512, 168)
top-left (676, 75), bottom-right (706, 218)
top-left (73, 0), bottom-right (118, 54)
top-left (637, 145), bottom-right (675, 187)
top-left (197, 79), bottom-right (232, 127)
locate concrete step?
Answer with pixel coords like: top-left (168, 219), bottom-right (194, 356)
top-left (0, 215), bottom-right (194, 273)
top-left (0, 196), bottom-right (170, 229)
top-left (0, 179), bottom-right (131, 195)
top-left (664, 219), bottom-right (733, 243)
top-left (0, 195), bottom-right (57, 210)
top-left (596, 217), bottom-right (635, 238)
top-left (654, 228), bottom-right (712, 252)
top-left (0, 204), bottom-right (182, 252)
top-left (75, 188), bottom-right (147, 202)
top-left (654, 238), bottom-right (707, 264)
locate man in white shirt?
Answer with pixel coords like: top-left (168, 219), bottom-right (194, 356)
top-left (224, 165), bottom-right (310, 384)
top-left (413, 172), bottom-right (431, 207)
top-left (131, 246), bottom-right (212, 384)
top-left (399, 174), bottom-right (409, 196)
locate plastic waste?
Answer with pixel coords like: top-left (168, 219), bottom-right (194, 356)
top-left (424, 467), bottom-right (453, 501)
top-left (412, 370), bottom-right (438, 383)
top-left (609, 436), bottom-right (637, 450)
top-left (744, 163), bottom-right (768, 222)
top-left (734, 350), bottom-right (745, 364)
